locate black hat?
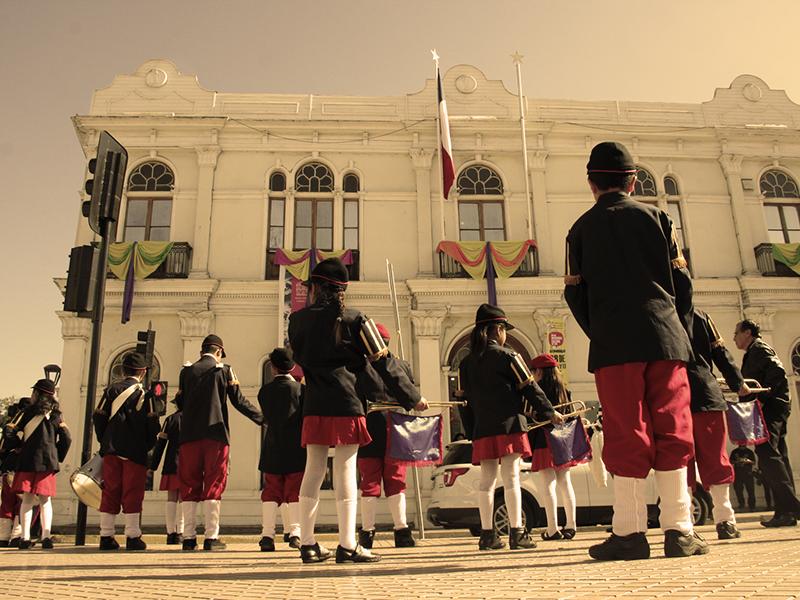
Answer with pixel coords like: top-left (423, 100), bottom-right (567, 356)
top-left (32, 379), bottom-right (56, 396)
top-left (586, 141), bottom-right (636, 174)
top-left (202, 334), bottom-right (226, 358)
top-left (269, 347), bottom-right (295, 373)
top-left (307, 258), bottom-right (349, 288)
top-left (123, 352), bottom-right (148, 371)
top-left (474, 303), bottom-right (515, 330)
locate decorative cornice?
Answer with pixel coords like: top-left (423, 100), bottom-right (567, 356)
top-left (411, 309), bottom-right (447, 338)
top-left (744, 307), bottom-right (776, 332)
top-left (58, 312), bottom-right (92, 340)
top-left (178, 310), bottom-right (214, 338)
top-left (409, 147), bottom-right (433, 170)
top-left (718, 153), bottom-right (743, 176)
top-left (530, 150), bottom-right (549, 171)
top-left (196, 145), bottom-right (221, 167)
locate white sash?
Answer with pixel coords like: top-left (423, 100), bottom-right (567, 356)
top-left (110, 383), bottom-right (144, 420)
top-left (23, 414), bottom-right (47, 442)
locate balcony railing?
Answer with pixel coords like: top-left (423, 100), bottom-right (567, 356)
top-left (105, 242), bottom-right (192, 279)
top-left (755, 243), bottom-right (798, 277)
top-left (438, 245), bottom-right (539, 279)
top-left (265, 249), bottom-right (360, 282)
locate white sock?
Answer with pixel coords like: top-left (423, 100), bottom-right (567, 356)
top-left (165, 501), bottom-right (178, 534)
top-left (336, 498), bottom-right (358, 550)
top-left (387, 493), bottom-right (408, 530)
top-left (612, 476), bottom-right (648, 536)
top-left (286, 502), bottom-right (301, 539)
top-left (261, 502), bottom-right (278, 538)
top-left (298, 444), bottom-right (330, 547)
top-left (38, 495), bottom-right (52, 539)
top-left (124, 513), bottom-right (142, 538)
top-left (477, 490), bottom-right (494, 530)
top-left (361, 496), bottom-right (378, 531)
top-left (534, 469), bottom-right (558, 535)
top-left (204, 499), bottom-right (221, 539)
top-left (478, 459), bottom-right (499, 531)
top-left (500, 454), bottom-right (522, 529)
top-left (710, 484), bottom-right (736, 524)
top-left (20, 493), bottom-right (35, 541)
top-left (182, 501), bottom-right (197, 539)
top-left (299, 496), bottom-right (319, 546)
top-left (11, 515), bottom-right (21, 539)
top-left (655, 468), bottom-right (693, 535)
top-left (332, 444), bottom-right (359, 550)
top-left (0, 517), bottom-right (12, 541)
top-left (556, 469), bottom-right (577, 530)
top-left (280, 503), bottom-right (290, 535)
top-left (176, 500), bottom-right (184, 534)
top-left (99, 512), bottom-right (116, 537)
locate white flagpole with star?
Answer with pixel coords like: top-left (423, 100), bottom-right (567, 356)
top-left (432, 49), bottom-right (447, 243)
top-left (513, 51), bottom-right (534, 240)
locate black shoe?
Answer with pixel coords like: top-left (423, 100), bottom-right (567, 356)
top-left (0, 540), bottom-right (8, 548)
top-left (283, 532), bottom-right (291, 543)
top-left (126, 536), bottom-right (147, 551)
top-left (166, 532), bottom-right (183, 545)
top-left (760, 514), bottom-right (798, 528)
top-left (8, 538), bottom-right (20, 548)
top-left (478, 529), bottom-right (505, 551)
top-left (40, 537), bottom-right (54, 550)
top-left (17, 539), bottom-right (33, 550)
top-left (540, 530), bottom-right (563, 541)
top-left (716, 521), bottom-right (742, 540)
top-left (589, 533), bottom-right (650, 561)
top-left (203, 538), bottom-right (226, 551)
top-left (300, 542), bottom-right (332, 564)
top-left (335, 544), bottom-right (381, 563)
top-left (561, 528), bottom-right (577, 540)
top-left (287, 535), bottom-right (301, 549)
top-left (259, 536), bottom-right (275, 552)
top-left (182, 537), bottom-right (197, 551)
top-left (358, 528), bottom-right (375, 549)
top-left (393, 527), bottom-right (416, 548)
top-left (509, 527), bottom-right (536, 549)
top-left (663, 530), bottom-right (710, 558)
top-left (99, 536), bottom-right (120, 551)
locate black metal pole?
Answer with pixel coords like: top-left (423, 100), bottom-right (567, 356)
top-left (74, 216), bottom-right (112, 546)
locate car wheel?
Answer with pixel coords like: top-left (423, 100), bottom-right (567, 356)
top-left (492, 494), bottom-right (535, 537)
top-left (691, 492), bottom-right (708, 526)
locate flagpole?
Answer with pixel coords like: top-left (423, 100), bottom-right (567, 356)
top-left (432, 49), bottom-right (446, 243)
top-left (512, 51), bottom-right (534, 240)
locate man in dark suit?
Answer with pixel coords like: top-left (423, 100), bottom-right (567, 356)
top-left (178, 334), bottom-right (263, 551)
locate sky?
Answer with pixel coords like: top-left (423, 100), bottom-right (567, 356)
top-left (1, 0), bottom-right (799, 397)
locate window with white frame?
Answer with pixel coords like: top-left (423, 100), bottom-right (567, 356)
top-left (457, 165), bottom-right (505, 241)
top-left (294, 163), bottom-right (334, 251)
top-left (760, 170), bottom-right (800, 244)
top-left (633, 167), bottom-right (657, 197)
top-left (124, 161), bottom-right (174, 241)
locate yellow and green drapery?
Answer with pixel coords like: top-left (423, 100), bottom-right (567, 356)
top-left (272, 248), bottom-right (353, 281)
top-left (436, 240), bottom-right (536, 305)
top-left (107, 241), bottom-right (174, 323)
top-left (772, 243), bottom-right (800, 276)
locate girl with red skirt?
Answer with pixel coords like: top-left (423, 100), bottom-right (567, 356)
top-left (150, 395), bottom-right (183, 545)
top-left (459, 304), bottom-right (560, 551)
top-left (288, 258), bottom-right (425, 564)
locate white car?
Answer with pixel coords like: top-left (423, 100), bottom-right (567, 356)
top-left (427, 439), bottom-right (711, 536)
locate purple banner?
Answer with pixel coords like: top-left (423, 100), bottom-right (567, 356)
top-left (544, 419), bottom-right (592, 469)
top-left (385, 412), bottom-right (443, 467)
top-left (726, 400), bottom-right (770, 446)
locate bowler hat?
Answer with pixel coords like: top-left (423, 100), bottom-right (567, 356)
top-left (123, 352), bottom-right (148, 371)
top-left (269, 347), bottom-right (295, 373)
top-left (308, 258), bottom-right (349, 287)
top-left (474, 304), bottom-right (515, 330)
top-left (586, 141), bottom-right (636, 174)
top-left (202, 334), bottom-right (226, 358)
top-left (32, 379), bottom-right (56, 396)
top-left (530, 354), bottom-right (558, 369)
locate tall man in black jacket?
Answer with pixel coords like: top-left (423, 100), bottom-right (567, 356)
top-left (565, 141), bottom-right (707, 560)
top-left (734, 319), bottom-right (800, 527)
top-left (177, 334), bottom-right (263, 551)
top-left (94, 352), bottom-right (160, 551)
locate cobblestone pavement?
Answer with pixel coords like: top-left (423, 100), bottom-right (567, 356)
top-left (2, 513), bottom-right (799, 599)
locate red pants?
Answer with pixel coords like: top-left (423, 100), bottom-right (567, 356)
top-left (179, 439), bottom-right (229, 502)
top-left (261, 472), bottom-right (304, 504)
top-left (0, 477), bottom-right (20, 519)
top-left (594, 360), bottom-right (694, 479)
top-left (358, 457), bottom-right (407, 497)
top-left (688, 411), bottom-right (734, 490)
top-left (99, 455), bottom-right (148, 514)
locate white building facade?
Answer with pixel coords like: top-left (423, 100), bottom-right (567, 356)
top-left (54, 60), bottom-right (800, 527)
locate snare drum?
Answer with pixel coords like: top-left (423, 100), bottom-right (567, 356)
top-left (70, 452), bottom-right (104, 510)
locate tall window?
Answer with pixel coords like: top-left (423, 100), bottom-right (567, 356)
top-left (667, 201), bottom-right (688, 253)
top-left (633, 168), bottom-right (657, 197)
top-left (294, 163), bottom-right (334, 250)
top-left (664, 175), bottom-right (679, 197)
top-left (457, 165), bottom-right (505, 241)
top-left (764, 204), bottom-right (800, 243)
top-left (124, 161), bottom-right (174, 241)
top-left (343, 173), bottom-right (360, 250)
top-left (108, 348), bottom-right (160, 385)
top-left (265, 171), bottom-right (287, 280)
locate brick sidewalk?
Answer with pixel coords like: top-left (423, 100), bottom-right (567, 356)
top-left (2, 513), bottom-right (799, 599)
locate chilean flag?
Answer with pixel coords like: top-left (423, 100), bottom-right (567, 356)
top-left (437, 70), bottom-right (456, 199)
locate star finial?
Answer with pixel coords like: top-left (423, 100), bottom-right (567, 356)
top-left (431, 49), bottom-right (440, 63)
top-left (511, 51), bottom-right (524, 65)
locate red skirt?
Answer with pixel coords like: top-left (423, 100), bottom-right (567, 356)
top-left (12, 471), bottom-right (57, 496)
top-left (530, 447), bottom-right (556, 472)
top-left (472, 432), bottom-right (531, 465)
top-left (302, 415), bottom-right (372, 448)
top-left (159, 473), bottom-right (181, 492)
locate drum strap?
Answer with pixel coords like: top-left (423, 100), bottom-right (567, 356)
top-left (110, 384), bottom-right (144, 420)
top-left (23, 413), bottom-right (48, 442)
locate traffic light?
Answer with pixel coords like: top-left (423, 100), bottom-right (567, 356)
top-left (150, 381), bottom-right (168, 416)
top-left (82, 131), bottom-right (128, 237)
top-left (136, 329), bottom-right (156, 368)
top-left (63, 245), bottom-right (100, 316)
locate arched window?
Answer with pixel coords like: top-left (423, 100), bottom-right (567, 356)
top-left (294, 163), bottom-right (334, 251)
top-left (633, 168), bottom-right (657, 197)
top-left (761, 171), bottom-right (800, 243)
top-left (456, 165), bottom-right (505, 241)
top-left (760, 170), bottom-right (799, 198)
top-left (342, 173), bottom-right (360, 252)
top-left (664, 175), bottom-right (679, 197)
top-left (295, 162), bottom-right (334, 193)
top-left (269, 171), bottom-right (286, 192)
top-left (265, 171), bottom-right (288, 280)
top-left (343, 173), bottom-right (360, 194)
top-left (124, 161), bottom-right (174, 241)
top-left (108, 348), bottom-right (160, 386)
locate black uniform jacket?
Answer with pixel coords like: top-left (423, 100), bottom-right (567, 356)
top-left (528, 385), bottom-right (571, 450)
top-left (741, 338), bottom-right (791, 417)
top-left (258, 375), bottom-right (306, 474)
top-left (150, 411), bottom-right (182, 475)
top-left (459, 341), bottom-right (554, 441)
top-left (358, 358), bottom-right (415, 459)
top-left (179, 354), bottom-right (263, 445)
top-left (685, 309), bottom-right (744, 413)
top-left (94, 378), bottom-right (160, 466)
top-left (564, 191), bottom-right (693, 372)
top-left (288, 303), bottom-right (420, 418)
top-left (3, 408), bottom-right (71, 473)
top-left (0, 399), bottom-right (29, 473)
